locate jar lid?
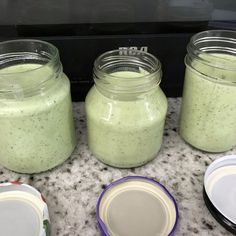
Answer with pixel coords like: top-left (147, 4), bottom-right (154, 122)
top-left (96, 176), bottom-right (178, 236)
top-left (203, 155), bottom-right (236, 234)
top-left (0, 182), bottom-right (50, 236)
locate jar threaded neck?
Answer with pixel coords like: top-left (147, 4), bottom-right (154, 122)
top-left (93, 49), bottom-right (162, 96)
top-left (0, 39), bottom-right (62, 97)
top-left (187, 30), bottom-right (236, 71)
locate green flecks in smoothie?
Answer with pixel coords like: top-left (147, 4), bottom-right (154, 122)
top-left (180, 53), bottom-right (236, 152)
top-left (0, 64), bottom-right (76, 173)
top-left (85, 71), bottom-right (167, 168)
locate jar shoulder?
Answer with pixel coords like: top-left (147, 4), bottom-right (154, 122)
top-left (85, 86), bottom-right (167, 123)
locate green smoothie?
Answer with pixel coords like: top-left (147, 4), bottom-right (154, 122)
top-left (0, 64), bottom-right (76, 173)
top-left (180, 53), bottom-right (236, 152)
top-left (86, 71), bottom-right (167, 168)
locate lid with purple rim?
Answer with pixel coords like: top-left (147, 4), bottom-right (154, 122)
top-left (96, 176), bottom-right (178, 236)
top-left (0, 182), bottom-right (50, 236)
top-left (203, 155), bottom-right (236, 234)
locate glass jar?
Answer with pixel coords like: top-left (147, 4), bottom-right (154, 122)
top-left (0, 39), bottom-right (76, 173)
top-left (85, 49), bottom-right (167, 168)
top-left (180, 30), bottom-right (236, 152)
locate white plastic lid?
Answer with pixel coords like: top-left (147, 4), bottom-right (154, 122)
top-left (0, 183), bottom-right (49, 236)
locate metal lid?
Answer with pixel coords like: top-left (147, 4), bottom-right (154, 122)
top-left (204, 155), bottom-right (236, 234)
top-left (96, 176), bottom-right (178, 236)
top-left (0, 182), bottom-right (50, 236)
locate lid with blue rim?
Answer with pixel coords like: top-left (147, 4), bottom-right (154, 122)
top-left (96, 176), bottom-right (178, 236)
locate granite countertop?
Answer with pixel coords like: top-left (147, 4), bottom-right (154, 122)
top-left (0, 98), bottom-right (234, 236)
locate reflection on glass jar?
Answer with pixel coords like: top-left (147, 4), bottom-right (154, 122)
top-left (85, 49), bottom-right (167, 168)
top-left (180, 30), bottom-right (236, 152)
top-left (0, 40), bottom-right (76, 173)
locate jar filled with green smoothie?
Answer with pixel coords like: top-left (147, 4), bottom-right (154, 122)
top-left (0, 39), bottom-right (76, 173)
top-left (180, 30), bottom-right (236, 152)
top-left (85, 49), bottom-right (167, 168)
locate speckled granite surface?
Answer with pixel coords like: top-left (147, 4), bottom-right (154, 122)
top-left (0, 98), bottom-right (234, 236)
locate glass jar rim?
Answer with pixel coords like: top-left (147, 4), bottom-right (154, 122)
top-left (94, 49), bottom-right (161, 80)
top-left (93, 49), bottom-right (162, 97)
top-left (190, 30), bottom-right (236, 47)
top-left (0, 39), bottom-right (62, 97)
top-left (0, 39), bottom-right (59, 75)
top-left (187, 30), bottom-right (236, 71)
